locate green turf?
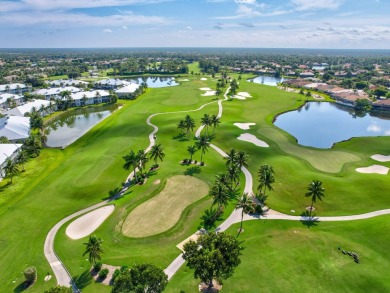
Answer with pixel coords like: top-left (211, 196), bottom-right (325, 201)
top-left (0, 74), bottom-right (389, 292)
top-left (166, 216), bottom-right (390, 293)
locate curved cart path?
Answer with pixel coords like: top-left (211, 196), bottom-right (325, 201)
top-left (45, 85), bottom-right (390, 290)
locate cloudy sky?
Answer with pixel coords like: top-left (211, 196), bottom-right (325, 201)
top-left (0, 0), bottom-right (389, 48)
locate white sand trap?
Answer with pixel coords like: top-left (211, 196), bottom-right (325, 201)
top-left (199, 87), bottom-right (212, 91)
top-left (371, 154), bottom-right (390, 162)
top-left (356, 165), bottom-right (389, 175)
top-left (234, 123), bottom-right (256, 130)
top-left (238, 133), bottom-right (269, 148)
top-left (237, 92), bottom-right (251, 98)
top-left (178, 79), bottom-right (189, 82)
top-left (66, 205), bottom-right (115, 239)
top-left (233, 95), bottom-right (247, 100)
top-left (200, 78), bottom-right (207, 81)
top-left (201, 91), bottom-right (216, 96)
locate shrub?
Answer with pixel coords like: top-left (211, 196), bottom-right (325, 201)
top-left (182, 159), bottom-right (188, 164)
top-left (254, 204), bottom-right (263, 214)
top-left (120, 265), bottom-right (129, 272)
top-left (24, 266), bottom-right (37, 284)
top-left (200, 162), bottom-right (205, 166)
top-left (93, 261), bottom-right (102, 272)
top-left (44, 286), bottom-right (72, 293)
top-left (98, 268), bottom-right (109, 279)
top-left (112, 269), bottom-right (120, 281)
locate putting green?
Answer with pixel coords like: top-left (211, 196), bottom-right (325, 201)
top-left (122, 175), bottom-right (209, 238)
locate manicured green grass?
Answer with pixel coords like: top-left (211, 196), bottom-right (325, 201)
top-left (45, 75), bottom-right (68, 80)
top-left (166, 216), bottom-right (390, 293)
top-left (187, 62), bottom-right (201, 74)
top-left (0, 73), bottom-right (389, 293)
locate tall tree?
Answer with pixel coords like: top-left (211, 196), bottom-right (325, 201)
top-left (83, 235), bottom-right (104, 265)
top-left (200, 114), bottom-right (211, 135)
top-left (235, 150), bottom-right (249, 169)
top-left (3, 158), bottom-right (19, 183)
top-left (112, 263), bottom-right (167, 293)
top-left (184, 115), bottom-right (196, 137)
top-left (137, 149), bottom-right (149, 176)
top-left (225, 148), bottom-right (238, 168)
top-left (149, 143), bottom-right (165, 167)
top-left (16, 150), bottom-right (28, 172)
top-left (210, 182), bottom-right (230, 212)
top-left (210, 114), bottom-right (220, 134)
top-left (177, 120), bottom-right (186, 135)
top-left (235, 193), bottom-right (254, 237)
top-left (195, 135), bottom-right (210, 163)
top-left (187, 145), bottom-right (197, 162)
top-left (182, 232), bottom-right (242, 290)
top-left (123, 150), bottom-right (138, 182)
top-left (257, 164), bottom-right (275, 198)
top-left (227, 163), bottom-right (240, 190)
top-left (305, 180), bottom-right (325, 218)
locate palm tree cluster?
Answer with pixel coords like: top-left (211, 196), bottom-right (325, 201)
top-left (200, 114), bottom-right (220, 135)
top-left (123, 144), bottom-right (165, 184)
top-left (229, 79), bottom-right (239, 96)
top-left (177, 115), bottom-right (196, 138)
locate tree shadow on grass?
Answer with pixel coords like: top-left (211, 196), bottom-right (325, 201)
top-left (73, 269), bottom-right (93, 290)
top-left (172, 133), bottom-right (189, 142)
top-left (184, 166), bottom-right (201, 176)
top-left (103, 187), bottom-right (123, 200)
top-left (300, 211), bottom-right (320, 228)
top-left (0, 181), bottom-right (12, 193)
top-left (13, 281), bottom-right (31, 293)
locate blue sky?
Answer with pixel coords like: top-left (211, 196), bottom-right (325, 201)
top-left (0, 0), bottom-right (389, 48)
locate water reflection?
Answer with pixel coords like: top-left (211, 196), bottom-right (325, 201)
top-left (251, 75), bottom-right (284, 86)
top-left (128, 76), bottom-right (178, 88)
top-left (274, 102), bottom-right (390, 148)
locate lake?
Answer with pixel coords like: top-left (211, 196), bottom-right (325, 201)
top-left (46, 104), bottom-right (119, 148)
top-left (251, 75), bottom-right (284, 86)
top-left (274, 102), bottom-right (390, 149)
top-left (128, 76), bottom-right (178, 88)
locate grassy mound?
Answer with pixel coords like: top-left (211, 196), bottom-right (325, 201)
top-left (122, 175), bottom-right (209, 238)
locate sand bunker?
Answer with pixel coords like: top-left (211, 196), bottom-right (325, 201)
top-left (238, 133), bottom-right (269, 148)
top-left (202, 91), bottom-right (216, 96)
top-left (371, 154), bottom-right (390, 162)
top-left (356, 165), bottom-right (389, 175)
top-left (200, 78), bottom-right (207, 81)
top-left (234, 123), bottom-right (256, 130)
top-left (66, 205), bottom-right (115, 239)
top-left (233, 92), bottom-right (252, 100)
top-left (199, 87), bottom-right (212, 91)
top-left (178, 79), bottom-right (189, 81)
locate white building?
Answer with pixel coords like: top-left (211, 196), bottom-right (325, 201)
top-left (0, 93), bottom-right (23, 109)
top-left (95, 78), bottom-right (131, 90)
top-left (34, 87), bottom-right (81, 100)
top-left (0, 83), bottom-right (31, 94)
top-left (46, 79), bottom-right (89, 87)
top-left (115, 83), bottom-right (140, 97)
top-left (0, 143), bottom-right (23, 177)
top-left (5, 100), bottom-right (51, 117)
top-left (0, 116), bottom-right (30, 141)
top-left (70, 90), bottom-right (110, 106)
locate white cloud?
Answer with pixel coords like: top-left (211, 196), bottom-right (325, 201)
top-left (0, 0), bottom-right (172, 12)
top-left (103, 28), bottom-right (113, 33)
top-left (122, 25), bottom-right (128, 30)
top-left (367, 123), bottom-right (381, 133)
top-left (291, 0), bottom-right (342, 11)
top-left (185, 26), bottom-right (193, 30)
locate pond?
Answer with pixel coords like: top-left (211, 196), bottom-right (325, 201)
top-left (251, 75), bottom-right (284, 86)
top-left (274, 102), bottom-right (390, 149)
top-left (128, 76), bottom-right (179, 88)
top-left (46, 104), bottom-right (119, 148)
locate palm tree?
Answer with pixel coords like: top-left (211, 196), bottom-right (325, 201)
top-left (225, 148), bottom-right (237, 167)
top-left (123, 150), bottom-right (138, 182)
top-left (200, 207), bottom-right (222, 230)
top-left (16, 151), bottom-right (28, 172)
top-left (149, 143), bottom-right (165, 167)
top-left (236, 193), bottom-right (254, 237)
top-left (177, 120), bottom-right (186, 135)
top-left (195, 135), bottom-right (210, 163)
top-left (227, 163), bottom-right (240, 190)
top-left (83, 235), bottom-right (104, 265)
top-left (305, 180), bottom-right (325, 218)
top-left (257, 164), bottom-right (275, 198)
top-left (200, 114), bottom-right (211, 135)
top-left (210, 114), bottom-right (220, 134)
top-left (187, 145), bottom-right (197, 163)
top-left (210, 182), bottom-right (230, 212)
top-left (137, 149), bottom-right (149, 176)
top-left (3, 158), bottom-right (19, 183)
top-left (184, 115), bottom-right (196, 137)
top-left (235, 150), bottom-right (249, 169)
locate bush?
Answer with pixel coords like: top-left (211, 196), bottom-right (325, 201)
top-left (98, 268), bottom-right (109, 279)
top-left (182, 159), bottom-right (188, 164)
top-left (112, 269), bottom-right (120, 281)
top-left (200, 162), bottom-right (205, 166)
top-left (24, 266), bottom-right (37, 284)
top-left (120, 265), bottom-right (129, 272)
top-left (254, 204), bottom-right (263, 214)
top-left (44, 286), bottom-right (72, 293)
top-left (93, 261), bottom-right (102, 272)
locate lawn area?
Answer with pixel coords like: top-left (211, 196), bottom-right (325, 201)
top-left (166, 216), bottom-right (390, 293)
top-left (188, 62), bottom-right (201, 74)
top-left (45, 75), bottom-right (68, 80)
top-left (122, 175), bottom-right (209, 237)
top-left (0, 73), bottom-right (389, 293)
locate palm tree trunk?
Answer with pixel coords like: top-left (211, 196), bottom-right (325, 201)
top-left (310, 199), bottom-right (314, 219)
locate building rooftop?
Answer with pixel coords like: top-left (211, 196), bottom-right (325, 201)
top-left (5, 100), bottom-right (51, 116)
top-left (0, 116), bottom-right (30, 141)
